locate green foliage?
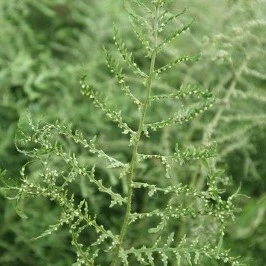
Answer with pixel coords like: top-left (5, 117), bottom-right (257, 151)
top-left (1, 1), bottom-right (242, 265)
top-left (1, 0), bottom-right (266, 265)
top-left (168, 1), bottom-right (266, 264)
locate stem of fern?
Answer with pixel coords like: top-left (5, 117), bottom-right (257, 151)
top-left (111, 5), bottom-right (159, 266)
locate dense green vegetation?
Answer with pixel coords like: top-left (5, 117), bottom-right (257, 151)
top-left (1, 0), bottom-right (266, 265)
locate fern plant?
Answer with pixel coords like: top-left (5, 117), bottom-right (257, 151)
top-left (3, 1), bottom-right (241, 265)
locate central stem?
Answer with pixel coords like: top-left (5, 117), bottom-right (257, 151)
top-left (111, 6), bottom-right (159, 266)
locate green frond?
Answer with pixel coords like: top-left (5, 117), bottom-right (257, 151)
top-left (145, 100), bottom-right (214, 131)
top-left (126, 3), bottom-right (152, 31)
top-left (174, 143), bottom-right (217, 165)
top-left (104, 47), bottom-right (142, 107)
top-left (1, 1), bottom-right (246, 265)
top-left (89, 166), bottom-right (127, 207)
top-left (81, 76), bottom-right (135, 135)
top-left (129, 12), bottom-right (152, 57)
top-left (156, 54), bottom-right (201, 75)
top-left (151, 84), bottom-right (212, 102)
top-left (131, 0), bottom-right (153, 14)
top-left (158, 8), bottom-right (187, 32)
top-left (121, 237), bottom-right (241, 266)
top-left (157, 19), bottom-right (194, 52)
top-left (113, 25), bottom-right (148, 78)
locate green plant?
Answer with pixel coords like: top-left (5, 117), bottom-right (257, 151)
top-left (163, 1), bottom-right (266, 264)
top-left (0, 1), bottom-right (114, 264)
top-left (2, 1), bottom-right (242, 265)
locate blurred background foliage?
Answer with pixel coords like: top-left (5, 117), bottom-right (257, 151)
top-left (0, 0), bottom-right (266, 265)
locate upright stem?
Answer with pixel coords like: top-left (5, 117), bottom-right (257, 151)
top-left (111, 6), bottom-right (159, 266)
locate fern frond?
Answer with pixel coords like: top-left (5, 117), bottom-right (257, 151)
top-left (89, 166), bottom-right (126, 207)
top-left (131, 0), bottom-right (153, 14)
top-left (18, 120), bottom-right (127, 207)
top-left (104, 47), bottom-right (142, 108)
top-left (157, 19), bottom-right (194, 52)
top-left (113, 25), bottom-right (147, 78)
top-left (174, 143), bottom-right (217, 165)
top-left (145, 100), bottom-right (214, 131)
top-left (151, 84), bottom-right (212, 102)
top-left (158, 8), bottom-right (186, 32)
top-left (81, 76), bottom-right (135, 135)
top-left (129, 11), bottom-right (152, 57)
top-left (156, 54), bottom-right (200, 75)
top-left (122, 237), bottom-right (240, 266)
top-left (4, 1), bottom-right (243, 265)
